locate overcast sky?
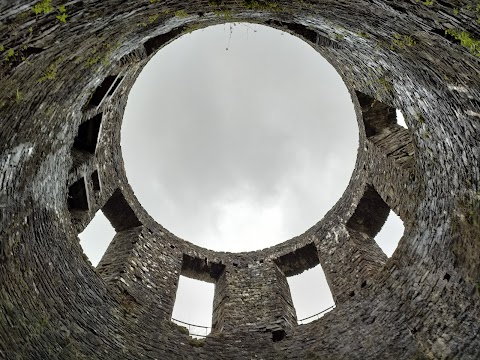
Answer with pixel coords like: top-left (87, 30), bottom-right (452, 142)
top-left (79, 23), bottom-right (404, 334)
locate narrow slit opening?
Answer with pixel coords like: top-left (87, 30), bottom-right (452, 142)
top-left (396, 109), bottom-right (407, 128)
top-left (107, 76), bottom-right (124, 97)
top-left (91, 170), bottom-right (101, 192)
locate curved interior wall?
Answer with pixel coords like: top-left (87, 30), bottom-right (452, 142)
top-left (1, 1), bottom-right (479, 359)
top-left (120, 22), bottom-right (359, 253)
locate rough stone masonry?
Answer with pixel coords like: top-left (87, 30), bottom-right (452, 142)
top-left (0, 0), bottom-right (479, 359)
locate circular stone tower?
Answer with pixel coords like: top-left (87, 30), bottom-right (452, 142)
top-left (1, 1), bottom-right (479, 359)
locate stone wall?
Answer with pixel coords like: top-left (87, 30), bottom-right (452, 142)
top-left (1, 0), bottom-right (479, 359)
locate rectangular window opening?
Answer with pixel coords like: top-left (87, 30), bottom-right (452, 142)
top-left (171, 275), bottom-right (214, 338)
top-left (107, 76), bottom-right (124, 97)
top-left (73, 113), bottom-right (103, 155)
top-left (287, 265), bottom-right (335, 325)
top-left (91, 170), bottom-right (101, 192)
top-left (68, 177), bottom-right (90, 213)
top-left (78, 210), bottom-right (116, 267)
top-left (87, 75), bottom-right (118, 107)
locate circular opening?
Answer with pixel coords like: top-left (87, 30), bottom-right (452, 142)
top-left (122, 23), bottom-right (358, 252)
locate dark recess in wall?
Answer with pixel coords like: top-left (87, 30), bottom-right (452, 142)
top-left (102, 188), bottom-right (142, 232)
top-left (144, 27), bottom-right (186, 56)
top-left (356, 91), bottom-right (397, 138)
top-left (91, 170), bottom-right (101, 192)
top-left (182, 253), bottom-right (225, 282)
top-left (68, 177), bottom-right (90, 212)
top-left (274, 243), bottom-right (320, 277)
top-left (346, 184), bottom-right (390, 238)
top-left (88, 75), bottom-right (118, 107)
top-left (73, 113), bottom-right (103, 155)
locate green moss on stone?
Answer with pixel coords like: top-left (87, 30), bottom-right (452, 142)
top-left (189, 338), bottom-right (205, 347)
top-left (445, 29), bottom-right (480, 57)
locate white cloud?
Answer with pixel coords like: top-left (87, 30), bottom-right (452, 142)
top-left (122, 23), bottom-right (358, 253)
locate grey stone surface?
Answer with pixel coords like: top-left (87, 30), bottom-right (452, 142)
top-left (1, 0), bottom-right (479, 359)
